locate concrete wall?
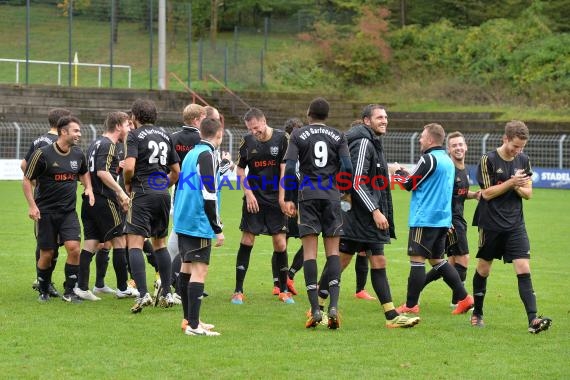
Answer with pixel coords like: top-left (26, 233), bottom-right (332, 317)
top-left (1, 84), bottom-right (568, 133)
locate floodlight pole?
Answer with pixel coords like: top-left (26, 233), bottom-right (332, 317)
top-left (158, 0), bottom-right (166, 90)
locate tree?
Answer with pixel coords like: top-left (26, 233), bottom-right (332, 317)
top-left (299, 5), bottom-right (391, 84)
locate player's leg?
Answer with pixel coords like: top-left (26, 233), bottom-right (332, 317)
top-left (74, 238), bottom-right (100, 301)
top-left (449, 226), bottom-right (469, 305)
top-left (59, 211), bottom-right (83, 303)
top-left (397, 227), bottom-right (427, 313)
top-left (150, 193), bottom-right (173, 303)
top-left (507, 227), bottom-right (551, 333)
top-left (471, 228), bottom-right (499, 326)
top-left (302, 234), bottom-right (320, 320)
top-left (272, 232), bottom-right (293, 303)
top-left (355, 252), bottom-right (375, 299)
top-left (35, 214), bottom-right (57, 301)
top-left (110, 235), bottom-right (135, 297)
top-left (424, 229), bottom-right (457, 288)
top-left (288, 244), bottom-right (304, 280)
top-left (232, 231), bottom-right (255, 301)
top-left (323, 236), bottom-right (341, 329)
top-left (232, 201), bottom-right (259, 302)
top-left (125, 192), bottom-right (152, 306)
top-left (93, 241), bottom-right (113, 293)
top-left (167, 230), bottom-right (182, 297)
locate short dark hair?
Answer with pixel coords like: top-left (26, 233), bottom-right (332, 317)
top-left (361, 104), bottom-right (386, 120)
top-left (243, 107), bottom-right (265, 122)
top-left (446, 131), bottom-right (465, 146)
top-left (284, 117), bottom-right (303, 134)
top-left (48, 108), bottom-right (71, 128)
top-left (200, 118), bottom-right (222, 139)
top-left (307, 97), bottom-right (329, 121)
top-left (105, 111), bottom-right (129, 132)
top-left (131, 99), bottom-right (158, 125)
top-left (56, 115), bottom-right (82, 135)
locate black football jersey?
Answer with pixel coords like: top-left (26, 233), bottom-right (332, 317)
top-left (284, 123), bottom-right (349, 201)
top-left (236, 128), bottom-right (288, 205)
top-left (171, 126), bottom-right (201, 164)
top-left (126, 124), bottom-right (179, 193)
top-left (476, 150), bottom-right (532, 230)
top-left (451, 166), bottom-right (470, 227)
top-left (24, 132), bottom-right (58, 162)
top-left (115, 141), bottom-right (127, 190)
top-left (25, 143), bottom-right (88, 213)
top-left (87, 136), bottom-right (121, 199)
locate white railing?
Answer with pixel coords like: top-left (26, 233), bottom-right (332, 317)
top-left (0, 58), bottom-right (131, 88)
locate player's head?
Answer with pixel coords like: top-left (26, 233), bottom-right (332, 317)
top-left (502, 120), bottom-right (529, 158)
top-left (504, 120), bottom-right (529, 141)
top-left (446, 131), bottom-right (467, 163)
top-left (284, 117), bottom-right (303, 134)
top-left (183, 103), bottom-right (206, 127)
top-left (48, 108), bottom-right (72, 128)
top-left (243, 107), bottom-right (265, 123)
top-left (361, 104), bottom-right (388, 136)
top-left (307, 97), bottom-right (329, 121)
top-left (206, 106), bottom-right (225, 128)
top-left (200, 118), bottom-right (223, 147)
top-left (420, 123), bottom-right (445, 152)
top-left (243, 108), bottom-right (268, 141)
top-left (131, 99), bottom-right (158, 125)
top-left (56, 115), bottom-right (82, 145)
top-left (105, 111), bottom-right (130, 142)
top-left (123, 110), bottom-right (136, 130)
top-left (205, 106), bottom-right (220, 120)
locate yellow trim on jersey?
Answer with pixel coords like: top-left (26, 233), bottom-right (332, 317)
top-left (480, 154), bottom-right (491, 189)
top-left (447, 230), bottom-right (457, 245)
top-left (414, 227), bottom-right (423, 244)
top-left (107, 197), bottom-right (121, 226)
top-left (26, 149), bottom-right (43, 178)
top-left (105, 143), bottom-right (116, 172)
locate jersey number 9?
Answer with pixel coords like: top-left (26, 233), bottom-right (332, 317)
top-left (313, 141), bottom-right (328, 168)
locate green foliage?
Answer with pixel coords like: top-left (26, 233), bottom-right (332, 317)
top-left (458, 18), bottom-right (522, 80)
top-left (509, 34), bottom-right (570, 104)
top-left (298, 5), bottom-right (391, 84)
top-left (268, 55), bottom-right (333, 90)
top-left (56, 0), bottom-right (92, 16)
top-left (542, 0), bottom-right (570, 32)
top-left (390, 20), bottom-right (465, 78)
top-left (386, 2), bottom-right (569, 107)
top-left (1, 1), bottom-right (568, 110)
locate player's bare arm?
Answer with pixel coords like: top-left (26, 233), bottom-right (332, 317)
top-left (79, 172), bottom-right (95, 206)
top-left (22, 176), bottom-right (40, 221)
top-left (167, 162), bottom-right (180, 188)
top-left (122, 156), bottom-right (136, 193)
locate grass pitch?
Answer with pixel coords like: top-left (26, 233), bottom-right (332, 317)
top-left (0, 181), bottom-right (568, 379)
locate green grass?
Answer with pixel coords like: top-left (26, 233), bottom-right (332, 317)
top-left (1, 180), bottom-right (568, 379)
top-left (0, 3), bottom-right (294, 91)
